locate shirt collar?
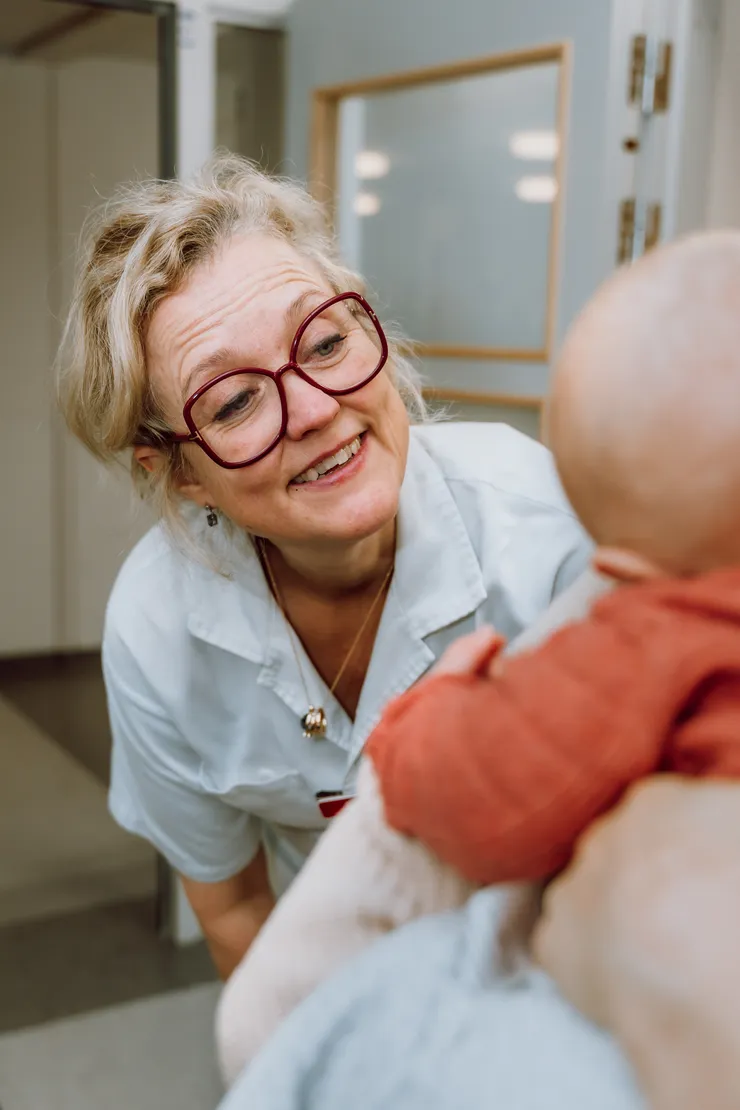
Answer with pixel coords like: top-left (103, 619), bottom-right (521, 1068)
top-left (349, 431), bottom-right (486, 747)
top-left (185, 526), bottom-right (271, 663)
top-left (393, 429), bottom-right (486, 638)
top-left (186, 429), bottom-right (486, 669)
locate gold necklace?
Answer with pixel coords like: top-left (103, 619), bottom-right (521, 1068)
top-left (258, 540), bottom-right (394, 739)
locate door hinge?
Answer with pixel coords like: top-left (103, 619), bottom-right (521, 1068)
top-left (617, 198), bottom-right (662, 264)
top-left (628, 34), bottom-right (673, 114)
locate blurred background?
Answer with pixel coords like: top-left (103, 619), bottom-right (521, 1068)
top-left (0, 0), bottom-right (737, 1106)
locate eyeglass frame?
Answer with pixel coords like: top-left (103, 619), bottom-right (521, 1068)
top-left (166, 291), bottom-right (389, 470)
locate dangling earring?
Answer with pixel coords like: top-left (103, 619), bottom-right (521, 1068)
top-left (205, 504), bottom-right (218, 528)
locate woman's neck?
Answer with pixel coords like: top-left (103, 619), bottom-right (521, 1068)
top-left (261, 519), bottom-right (396, 598)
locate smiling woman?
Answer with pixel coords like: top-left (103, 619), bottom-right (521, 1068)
top-left (57, 155), bottom-right (589, 978)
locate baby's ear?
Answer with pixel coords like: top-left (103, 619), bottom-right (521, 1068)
top-left (592, 547), bottom-right (666, 584)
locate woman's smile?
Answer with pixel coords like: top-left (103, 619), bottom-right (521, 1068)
top-left (291, 431), bottom-right (368, 488)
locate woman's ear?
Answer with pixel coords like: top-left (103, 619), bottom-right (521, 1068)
top-left (133, 444), bottom-right (163, 475)
top-left (133, 445), bottom-right (212, 509)
top-left (593, 547), bottom-right (666, 584)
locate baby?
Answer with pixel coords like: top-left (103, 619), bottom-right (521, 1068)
top-left (217, 230), bottom-right (740, 1085)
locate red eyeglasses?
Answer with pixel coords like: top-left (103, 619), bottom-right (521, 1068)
top-left (167, 292), bottom-right (388, 470)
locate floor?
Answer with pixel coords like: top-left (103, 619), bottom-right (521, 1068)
top-left (0, 688), bottom-right (154, 928)
top-left (0, 984), bottom-right (224, 1110)
top-left (0, 651), bottom-right (114, 782)
top-left (0, 652), bottom-right (221, 1108)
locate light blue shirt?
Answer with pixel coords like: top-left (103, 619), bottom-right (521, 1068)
top-left (105, 423), bottom-right (590, 893)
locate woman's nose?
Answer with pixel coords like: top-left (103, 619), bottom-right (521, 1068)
top-left (283, 369), bottom-right (341, 439)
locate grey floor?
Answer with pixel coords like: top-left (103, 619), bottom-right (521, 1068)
top-left (0, 983), bottom-right (225, 1110)
top-left (0, 651), bottom-right (218, 1037)
top-left (0, 651), bottom-right (113, 782)
top-left (0, 895), bottom-right (216, 1034)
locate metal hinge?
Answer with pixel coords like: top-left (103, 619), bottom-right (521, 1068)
top-left (617, 198), bottom-right (662, 264)
top-left (629, 34), bottom-right (673, 114)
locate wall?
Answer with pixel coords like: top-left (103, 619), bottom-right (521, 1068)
top-left (210, 0), bottom-right (290, 18)
top-left (0, 62), bottom-right (56, 654)
top-left (55, 57), bottom-right (158, 648)
top-left (0, 54), bottom-right (157, 655)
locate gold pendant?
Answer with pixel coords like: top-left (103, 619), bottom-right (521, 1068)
top-left (301, 705), bottom-right (327, 739)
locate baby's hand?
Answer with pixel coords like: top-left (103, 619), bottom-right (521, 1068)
top-left (431, 626), bottom-right (506, 679)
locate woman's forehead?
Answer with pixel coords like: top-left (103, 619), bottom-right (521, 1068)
top-left (182, 232), bottom-right (327, 310)
top-left (146, 233), bottom-right (331, 388)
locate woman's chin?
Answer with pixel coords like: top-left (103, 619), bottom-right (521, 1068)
top-left (286, 481), bottom-right (400, 547)
top-left (317, 499), bottom-right (398, 545)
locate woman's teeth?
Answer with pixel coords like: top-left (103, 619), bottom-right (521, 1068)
top-left (293, 436), bottom-right (362, 484)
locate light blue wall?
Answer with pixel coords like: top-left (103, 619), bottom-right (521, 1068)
top-left (286, 0), bottom-right (617, 431)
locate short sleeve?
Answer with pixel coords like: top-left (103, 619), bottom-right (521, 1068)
top-left (103, 625), bottom-right (262, 884)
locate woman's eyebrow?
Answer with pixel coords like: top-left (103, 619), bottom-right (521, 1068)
top-left (181, 290), bottom-right (329, 398)
top-left (285, 288), bottom-right (326, 327)
top-left (183, 347), bottom-right (241, 399)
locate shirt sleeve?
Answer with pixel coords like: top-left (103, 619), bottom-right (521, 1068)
top-left (104, 624), bottom-right (262, 884)
top-left (366, 592), bottom-right (683, 885)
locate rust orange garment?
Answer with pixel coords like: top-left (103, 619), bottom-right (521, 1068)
top-left (365, 568), bottom-right (740, 885)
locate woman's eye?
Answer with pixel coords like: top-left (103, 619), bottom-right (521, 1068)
top-left (214, 389), bottom-right (254, 422)
top-left (311, 333), bottom-right (345, 359)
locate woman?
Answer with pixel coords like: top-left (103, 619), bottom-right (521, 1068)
top-left (58, 155), bottom-right (589, 978)
top-left (535, 777), bottom-right (740, 1110)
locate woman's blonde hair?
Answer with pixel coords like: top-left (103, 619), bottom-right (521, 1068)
top-left (57, 154), bottom-right (427, 536)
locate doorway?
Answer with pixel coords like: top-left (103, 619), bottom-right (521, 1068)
top-left (0, 0), bottom-right (214, 1034)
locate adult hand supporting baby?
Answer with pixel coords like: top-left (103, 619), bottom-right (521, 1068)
top-left (533, 777), bottom-right (740, 1110)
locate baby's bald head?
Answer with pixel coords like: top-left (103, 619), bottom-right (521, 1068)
top-left (547, 231), bottom-right (740, 576)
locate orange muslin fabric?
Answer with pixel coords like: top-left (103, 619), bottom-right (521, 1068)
top-left (366, 569), bottom-right (740, 885)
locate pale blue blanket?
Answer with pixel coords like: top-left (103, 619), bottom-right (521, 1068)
top-left (217, 888), bottom-right (645, 1110)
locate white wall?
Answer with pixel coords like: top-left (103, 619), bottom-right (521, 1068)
top-left (0, 55), bottom-right (156, 656)
top-left (209, 0), bottom-right (291, 21)
top-left (56, 58), bottom-right (157, 649)
top-left (0, 62), bottom-right (55, 654)
top-left (705, 0), bottom-right (740, 227)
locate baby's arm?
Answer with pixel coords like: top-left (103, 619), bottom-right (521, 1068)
top-left (216, 758), bottom-right (473, 1084)
top-left (367, 587), bottom-right (704, 886)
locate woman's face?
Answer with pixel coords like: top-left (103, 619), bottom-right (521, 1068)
top-left (143, 233), bottom-right (410, 549)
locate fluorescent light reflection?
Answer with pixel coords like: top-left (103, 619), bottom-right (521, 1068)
top-left (509, 130), bottom-right (559, 160)
top-left (355, 151), bottom-right (390, 179)
top-left (353, 192), bottom-right (381, 216)
top-left (515, 175), bottom-right (558, 203)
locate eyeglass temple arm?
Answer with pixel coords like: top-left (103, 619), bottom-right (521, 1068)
top-left (169, 430), bottom-right (199, 444)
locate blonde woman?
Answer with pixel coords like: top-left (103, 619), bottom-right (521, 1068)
top-left (58, 156), bottom-right (589, 978)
